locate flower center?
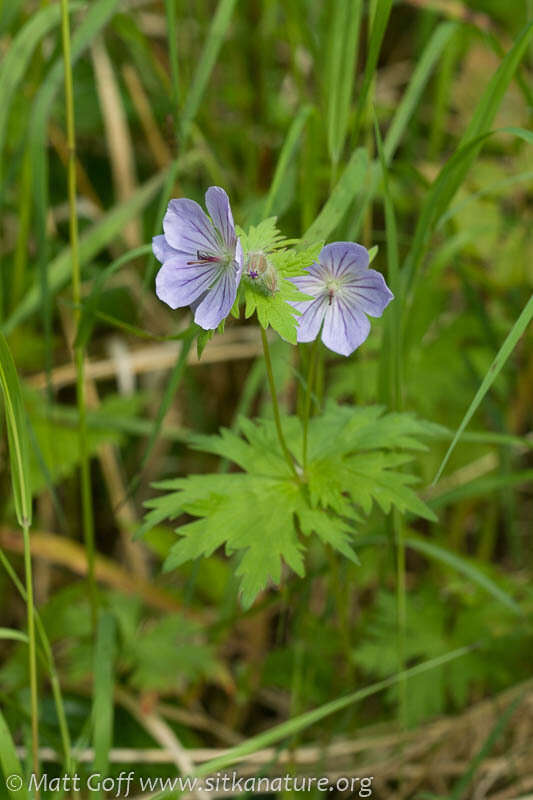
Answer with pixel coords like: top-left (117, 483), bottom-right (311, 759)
top-left (324, 277), bottom-right (344, 305)
top-left (187, 249), bottom-right (231, 268)
top-left (325, 278), bottom-right (342, 293)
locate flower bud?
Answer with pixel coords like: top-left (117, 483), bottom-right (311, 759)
top-left (245, 251), bottom-right (279, 295)
top-left (246, 251), bottom-right (268, 279)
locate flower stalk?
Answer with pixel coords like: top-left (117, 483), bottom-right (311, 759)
top-left (260, 327), bottom-right (299, 479)
top-left (301, 337), bottom-right (319, 470)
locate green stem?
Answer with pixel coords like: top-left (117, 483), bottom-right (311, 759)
top-left (0, 547), bottom-right (74, 774)
top-left (60, 0), bottom-right (98, 632)
top-left (260, 327), bottom-right (298, 478)
top-left (301, 338), bottom-right (319, 469)
top-left (22, 523), bottom-right (40, 792)
top-left (395, 509), bottom-right (407, 729)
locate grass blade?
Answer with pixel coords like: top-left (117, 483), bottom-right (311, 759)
top-left (384, 21), bottom-right (457, 163)
top-left (0, 628), bottom-right (29, 644)
top-left (300, 147), bottom-right (368, 246)
top-left (325, 0), bottom-right (362, 165)
top-left (449, 695), bottom-right (522, 800)
top-left (0, 333), bottom-right (39, 783)
top-left (406, 536), bottom-right (522, 615)
top-left (92, 612), bottom-right (117, 787)
top-left (165, 0), bottom-right (180, 116)
top-left (129, 330), bottom-right (195, 521)
top-left (434, 294), bottom-right (533, 484)
top-left (352, 0), bottom-right (393, 141)
top-left (263, 104), bottom-right (313, 219)
top-left (146, 647), bottom-right (474, 797)
top-left (344, 21), bottom-right (460, 242)
top-left (404, 22), bottom-right (533, 288)
top-left (75, 244), bottom-right (152, 349)
top-left (3, 169), bottom-right (167, 335)
top-left (0, 334), bottom-right (32, 526)
top-left (375, 116), bottom-right (401, 410)
top-left (0, 2), bottom-right (81, 187)
top-left (192, 647), bottom-right (472, 779)
top-left (0, 548), bottom-right (73, 773)
top-left (180, 0), bottom-right (238, 140)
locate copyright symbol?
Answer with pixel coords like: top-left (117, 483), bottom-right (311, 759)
top-left (6, 774), bottom-right (23, 792)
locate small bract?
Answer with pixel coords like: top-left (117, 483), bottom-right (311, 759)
top-left (291, 242), bottom-right (394, 356)
top-left (153, 186), bottom-right (243, 330)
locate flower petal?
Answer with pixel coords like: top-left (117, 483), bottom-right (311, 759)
top-left (205, 186), bottom-right (236, 250)
top-left (235, 237), bottom-right (244, 280)
top-left (343, 268), bottom-right (394, 317)
top-left (295, 296), bottom-right (328, 343)
top-left (163, 198), bottom-right (220, 255)
top-left (320, 241), bottom-right (369, 278)
top-left (193, 268), bottom-right (238, 330)
top-left (152, 234), bottom-right (179, 264)
top-left (321, 296), bottom-right (370, 356)
top-left (155, 257), bottom-right (219, 310)
top-left (291, 266), bottom-right (325, 296)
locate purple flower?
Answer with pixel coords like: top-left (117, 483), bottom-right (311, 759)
top-left (153, 187), bottom-right (243, 330)
top-left (291, 242), bottom-right (394, 356)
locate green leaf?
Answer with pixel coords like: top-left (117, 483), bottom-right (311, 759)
top-left (26, 392), bottom-right (135, 492)
top-left (0, 708), bottom-right (28, 800)
top-left (352, 588), bottom-right (520, 726)
top-left (159, 474), bottom-right (304, 609)
top-left (434, 294), bottom-right (533, 483)
top-left (145, 405), bottom-right (434, 605)
top-left (196, 327), bottom-right (215, 359)
top-left (297, 507), bottom-right (360, 565)
top-left (240, 230), bottom-right (319, 343)
top-left (244, 280), bottom-right (301, 344)
top-left (270, 242), bottom-right (323, 277)
top-left (238, 217), bottom-right (286, 253)
top-left (0, 333), bottom-right (32, 526)
top-left (125, 614), bottom-right (217, 691)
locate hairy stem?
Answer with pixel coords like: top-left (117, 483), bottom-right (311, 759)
top-left (60, 0), bottom-right (98, 632)
top-left (260, 327), bottom-right (298, 478)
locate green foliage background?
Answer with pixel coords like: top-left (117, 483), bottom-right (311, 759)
top-left (0, 0), bottom-right (532, 797)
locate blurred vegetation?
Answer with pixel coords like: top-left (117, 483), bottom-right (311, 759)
top-left (0, 0), bottom-right (532, 798)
